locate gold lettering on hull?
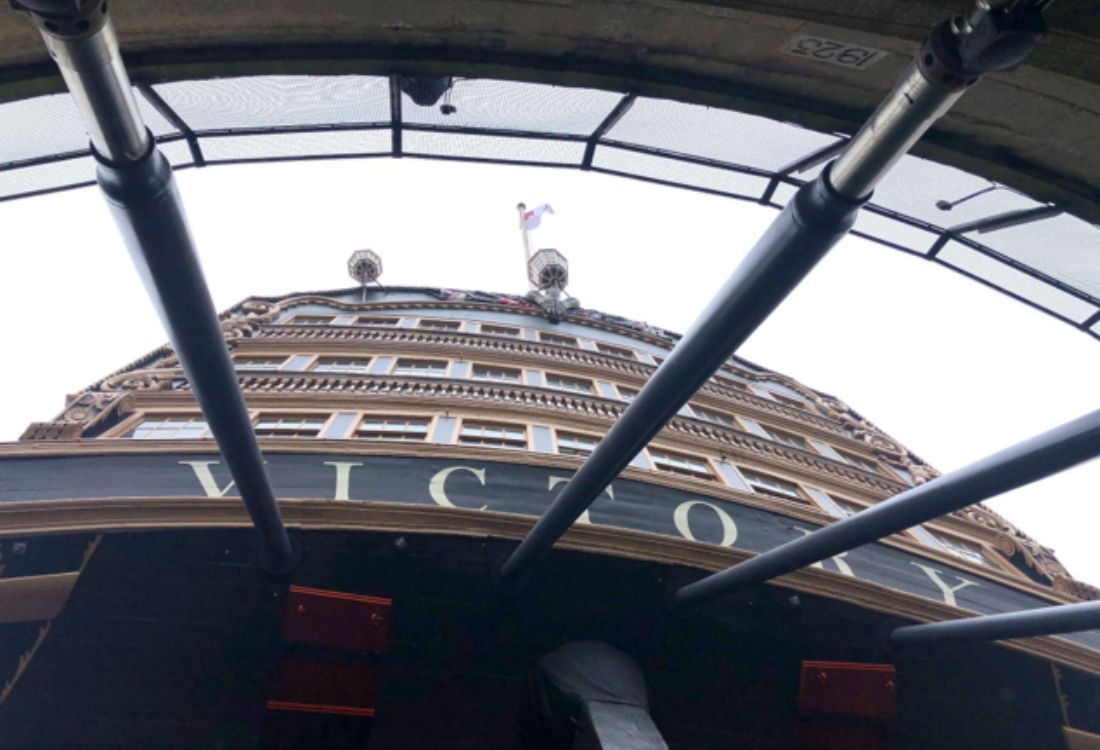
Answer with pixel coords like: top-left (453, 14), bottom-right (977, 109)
top-left (179, 460), bottom-right (236, 498)
top-left (911, 562), bottom-right (979, 606)
top-left (547, 475), bottom-right (614, 525)
top-left (324, 461), bottom-right (363, 501)
top-left (674, 500), bottom-right (738, 547)
top-left (429, 466), bottom-right (488, 510)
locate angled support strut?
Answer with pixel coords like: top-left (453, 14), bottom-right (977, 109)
top-left (14, 0), bottom-right (299, 574)
top-left (675, 408), bottom-right (1100, 608)
top-left (496, 0), bottom-right (1046, 591)
top-left (891, 600), bottom-right (1100, 647)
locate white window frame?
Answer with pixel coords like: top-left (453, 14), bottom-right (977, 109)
top-left (390, 358), bottom-right (450, 378)
top-left (456, 419), bottom-right (530, 450)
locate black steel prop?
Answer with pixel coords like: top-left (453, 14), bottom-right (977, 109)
top-left (14, 0), bottom-right (298, 573)
top-left (497, 0), bottom-right (1051, 591)
top-left (495, 175), bottom-right (863, 591)
top-left (892, 601), bottom-right (1100, 647)
top-left (675, 408), bottom-right (1100, 607)
top-left (674, 2), bottom-right (1089, 618)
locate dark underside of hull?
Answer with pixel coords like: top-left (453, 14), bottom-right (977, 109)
top-left (1, 529), bottom-right (1097, 749)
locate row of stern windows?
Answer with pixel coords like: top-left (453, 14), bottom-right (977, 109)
top-left (223, 352), bottom-right (906, 482)
top-left (118, 409), bottom-right (999, 571)
top-left (275, 312), bottom-right (806, 408)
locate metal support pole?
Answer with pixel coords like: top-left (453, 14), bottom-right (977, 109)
top-left (675, 408), bottom-right (1100, 608)
top-left (494, 4), bottom-right (1002, 592)
top-left (15, 0), bottom-right (299, 574)
top-left (891, 601), bottom-right (1100, 648)
top-left (828, 63), bottom-right (965, 200)
top-left (496, 177), bottom-right (862, 591)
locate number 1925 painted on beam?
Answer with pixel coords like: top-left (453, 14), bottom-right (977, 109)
top-left (781, 34), bottom-right (886, 69)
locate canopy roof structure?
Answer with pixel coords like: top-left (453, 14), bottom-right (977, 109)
top-left (1, 0), bottom-right (1098, 339)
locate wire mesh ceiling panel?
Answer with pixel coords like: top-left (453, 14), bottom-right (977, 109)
top-left (402, 131), bottom-right (586, 165)
top-left (402, 79), bottom-right (623, 135)
top-left (0, 74), bottom-right (1098, 341)
top-left (199, 130), bottom-right (392, 163)
top-left (971, 214), bottom-right (1100, 301)
top-left (158, 139), bottom-right (197, 168)
top-left (0, 94), bottom-right (102, 164)
top-left (592, 144), bottom-right (771, 200)
top-left (937, 240), bottom-right (1098, 324)
top-left (869, 155), bottom-right (1043, 230)
top-left (151, 76), bottom-right (391, 131)
top-left (0, 155), bottom-right (96, 200)
top-left (601, 97), bottom-right (842, 172)
top-left (852, 209), bottom-right (942, 255)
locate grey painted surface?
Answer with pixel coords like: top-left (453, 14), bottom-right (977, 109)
top-left (368, 356), bottom-right (394, 375)
top-left (283, 354), bottom-right (315, 371)
top-left (804, 485), bottom-right (844, 518)
top-left (322, 412), bottom-right (358, 439)
top-left (717, 461), bottom-right (750, 492)
top-left (531, 425), bottom-right (554, 453)
top-left (431, 416), bottom-right (457, 444)
top-left (810, 439), bottom-right (843, 461)
top-left (738, 418), bottom-right (771, 440)
top-left (595, 381), bottom-right (619, 400)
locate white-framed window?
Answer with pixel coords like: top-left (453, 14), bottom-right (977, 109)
top-left (835, 449), bottom-right (881, 474)
top-left (830, 496), bottom-right (866, 517)
top-left (649, 448), bottom-right (716, 481)
top-left (234, 356), bottom-right (288, 371)
top-left (693, 405), bottom-right (739, 428)
top-left (253, 414), bottom-right (329, 438)
top-left (762, 425), bottom-right (811, 451)
top-left (311, 357), bottom-right (372, 374)
top-left (356, 415), bottom-right (432, 442)
top-left (355, 316), bottom-right (399, 326)
top-left (616, 385), bottom-right (639, 402)
top-left (286, 314), bottom-right (335, 325)
top-left (480, 323), bottom-right (522, 337)
top-left (769, 391), bottom-right (816, 413)
top-left (127, 415), bottom-right (210, 440)
top-left (417, 318), bottom-right (461, 332)
top-left (458, 420), bottom-right (528, 450)
top-left (555, 430), bottom-right (600, 457)
top-left (595, 342), bottom-right (635, 360)
top-left (740, 468), bottom-right (806, 502)
top-left (545, 373), bottom-right (594, 395)
top-left (471, 363), bottom-right (523, 383)
top-left (933, 532), bottom-right (990, 566)
top-left (392, 358), bottom-right (449, 377)
top-left (539, 331), bottom-right (579, 347)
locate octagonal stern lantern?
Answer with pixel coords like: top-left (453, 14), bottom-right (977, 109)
top-left (347, 249), bottom-right (383, 300)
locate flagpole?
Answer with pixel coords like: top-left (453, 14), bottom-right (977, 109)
top-left (517, 202), bottom-right (535, 290)
top-left (517, 202), bottom-right (533, 261)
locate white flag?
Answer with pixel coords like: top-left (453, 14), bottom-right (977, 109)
top-left (523, 203), bottom-right (554, 230)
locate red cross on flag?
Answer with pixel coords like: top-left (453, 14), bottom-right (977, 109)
top-left (523, 203), bottom-right (554, 230)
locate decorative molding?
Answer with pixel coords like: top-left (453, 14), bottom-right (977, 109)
top-left (147, 373), bottom-right (907, 494)
top-left (951, 504), bottom-right (1085, 590)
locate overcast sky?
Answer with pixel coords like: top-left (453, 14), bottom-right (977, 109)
top-left (1, 157), bottom-right (1097, 586)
